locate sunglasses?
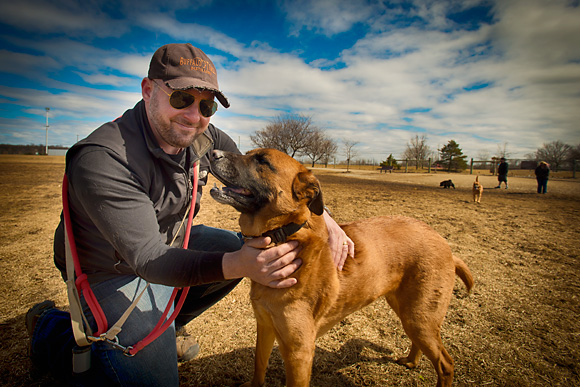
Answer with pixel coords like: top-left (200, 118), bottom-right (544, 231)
top-left (153, 80), bottom-right (218, 117)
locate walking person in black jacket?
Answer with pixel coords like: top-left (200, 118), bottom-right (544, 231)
top-left (495, 157), bottom-right (509, 189)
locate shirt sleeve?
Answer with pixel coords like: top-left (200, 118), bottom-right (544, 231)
top-left (67, 147), bottom-right (225, 287)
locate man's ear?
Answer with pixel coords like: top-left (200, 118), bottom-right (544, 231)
top-left (141, 77), bottom-right (154, 102)
top-left (293, 170), bottom-right (324, 215)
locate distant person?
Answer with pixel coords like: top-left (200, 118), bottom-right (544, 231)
top-left (495, 157), bottom-right (508, 189)
top-left (535, 161), bottom-right (550, 194)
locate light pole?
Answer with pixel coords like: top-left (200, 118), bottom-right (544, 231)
top-left (45, 107), bottom-right (50, 155)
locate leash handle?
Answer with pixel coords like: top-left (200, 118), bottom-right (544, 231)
top-left (63, 174), bottom-right (109, 336)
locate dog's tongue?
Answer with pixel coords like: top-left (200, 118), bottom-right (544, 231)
top-left (227, 187), bottom-right (252, 196)
top-left (213, 183), bottom-right (252, 196)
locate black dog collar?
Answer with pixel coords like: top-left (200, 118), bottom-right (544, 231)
top-left (261, 221), bottom-right (306, 244)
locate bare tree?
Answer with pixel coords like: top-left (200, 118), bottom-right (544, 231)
top-left (342, 139), bottom-right (359, 172)
top-left (303, 131), bottom-right (337, 167)
top-left (535, 140), bottom-right (572, 171)
top-left (321, 138), bottom-right (338, 167)
top-left (495, 142), bottom-right (510, 159)
top-left (250, 113), bottom-right (316, 158)
top-left (567, 144), bottom-right (580, 163)
top-left (476, 150), bottom-right (491, 161)
top-left (403, 134), bottom-right (431, 169)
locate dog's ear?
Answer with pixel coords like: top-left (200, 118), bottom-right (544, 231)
top-left (293, 171), bottom-right (324, 216)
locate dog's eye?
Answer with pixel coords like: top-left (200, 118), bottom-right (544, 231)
top-left (252, 153), bottom-right (277, 172)
top-left (254, 154), bottom-right (270, 166)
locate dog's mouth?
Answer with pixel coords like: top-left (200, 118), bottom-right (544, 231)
top-left (209, 173), bottom-right (258, 213)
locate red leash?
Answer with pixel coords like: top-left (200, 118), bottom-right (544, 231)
top-left (62, 163), bottom-right (198, 355)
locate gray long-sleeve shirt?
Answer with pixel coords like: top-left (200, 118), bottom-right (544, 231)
top-left (53, 100), bottom-right (240, 286)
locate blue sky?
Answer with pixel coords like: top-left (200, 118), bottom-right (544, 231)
top-left (0, 0), bottom-right (579, 161)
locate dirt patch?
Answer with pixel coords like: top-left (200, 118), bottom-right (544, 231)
top-left (1, 155), bottom-right (579, 386)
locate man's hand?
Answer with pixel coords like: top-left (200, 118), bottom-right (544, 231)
top-left (323, 210), bottom-right (355, 270)
top-left (222, 237), bottom-right (302, 288)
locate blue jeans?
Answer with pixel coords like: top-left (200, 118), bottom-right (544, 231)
top-left (537, 178), bottom-right (548, 193)
top-left (33, 225), bottom-right (242, 386)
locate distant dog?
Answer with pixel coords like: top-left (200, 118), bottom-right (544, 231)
top-left (440, 179), bottom-right (455, 189)
top-left (472, 176), bottom-right (483, 203)
top-left (209, 148), bottom-right (474, 387)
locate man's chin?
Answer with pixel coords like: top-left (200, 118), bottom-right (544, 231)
top-left (169, 132), bottom-right (204, 149)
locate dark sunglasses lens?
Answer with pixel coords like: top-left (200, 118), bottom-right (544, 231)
top-left (169, 91), bottom-right (196, 109)
top-left (199, 100), bottom-right (218, 117)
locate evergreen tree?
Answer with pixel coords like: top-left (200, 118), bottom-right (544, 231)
top-left (439, 140), bottom-right (468, 172)
top-left (380, 154), bottom-right (399, 169)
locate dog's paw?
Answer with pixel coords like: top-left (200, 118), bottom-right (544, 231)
top-left (396, 356), bottom-right (419, 369)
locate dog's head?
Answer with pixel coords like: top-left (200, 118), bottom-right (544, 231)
top-left (209, 148), bottom-right (324, 234)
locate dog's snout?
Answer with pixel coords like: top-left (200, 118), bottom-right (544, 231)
top-left (212, 149), bottom-right (224, 160)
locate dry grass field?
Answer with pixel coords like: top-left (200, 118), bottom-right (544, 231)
top-left (1, 154), bottom-right (579, 386)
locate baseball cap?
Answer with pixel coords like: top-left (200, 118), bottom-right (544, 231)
top-left (148, 43), bottom-right (230, 108)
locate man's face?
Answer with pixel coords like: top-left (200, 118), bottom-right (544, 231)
top-left (142, 78), bottom-right (214, 154)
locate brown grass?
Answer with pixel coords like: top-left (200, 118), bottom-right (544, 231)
top-left (1, 155), bottom-right (579, 386)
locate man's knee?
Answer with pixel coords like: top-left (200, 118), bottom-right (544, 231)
top-left (188, 225), bottom-right (242, 252)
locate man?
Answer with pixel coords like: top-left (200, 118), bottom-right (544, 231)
top-left (495, 157), bottom-right (508, 189)
top-left (27, 43), bottom-right (354, 386)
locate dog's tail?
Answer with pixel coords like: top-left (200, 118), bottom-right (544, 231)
top-left (475, 175), bottom-right (479, 182)
top-left (453, 255), bottom-right (474, 292)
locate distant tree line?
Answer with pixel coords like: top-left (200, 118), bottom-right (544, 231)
top-left (400, 136), bottom-right (580, 172)
top-left (248, 115), bottom-right (579, 173)
top-left (526, 140), bottom-right (580, 171)
top-left (0, 144), bottom-right (45, 155)
top-left (0, 144), bottom-right (69, 155)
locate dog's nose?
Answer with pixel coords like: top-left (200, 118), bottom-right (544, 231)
top-left (212, 149), bottom-right (224, 160)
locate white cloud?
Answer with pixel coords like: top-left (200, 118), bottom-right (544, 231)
top-left (282, 0), bottom-right (379, 37)
top-left (75, 73), bottom-right (136, 87)
top-left (492, 0), bottom-right (580, 65)
top-left (0, 49), bottom-right (61, 79)
top-left (0, 1), bottom-right (129, 38)
top-left (0, 84), bottom-right (139, 121)
top-left (1, 0), bottom-right (578, 159)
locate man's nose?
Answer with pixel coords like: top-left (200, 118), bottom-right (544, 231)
top-left (181, 101), bottom-right (203, 122)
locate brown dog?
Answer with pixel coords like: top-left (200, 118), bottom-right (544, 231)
top-left (209, 148), bottom-right (474, 387)
top-left (472, 176), bottom-right (483, 203)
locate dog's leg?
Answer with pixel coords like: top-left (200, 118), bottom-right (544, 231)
top-left (386, 295), bottom-right (422, 368)
top-left (276, 325), bottom-right (316, 387)
top-left (278, 343), bottom-right (315, 387)
top-left (386, 295), bottom-right (423, 368)
top-left (245, 322), bottom-right (276, 387)
top-left (388, 288), bottom-right (455, 387)
top-left (398, 320), bottom-right (454, 387)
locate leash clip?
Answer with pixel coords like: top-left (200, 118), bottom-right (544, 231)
top-left (95, 334), bottom-right (135, 357)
